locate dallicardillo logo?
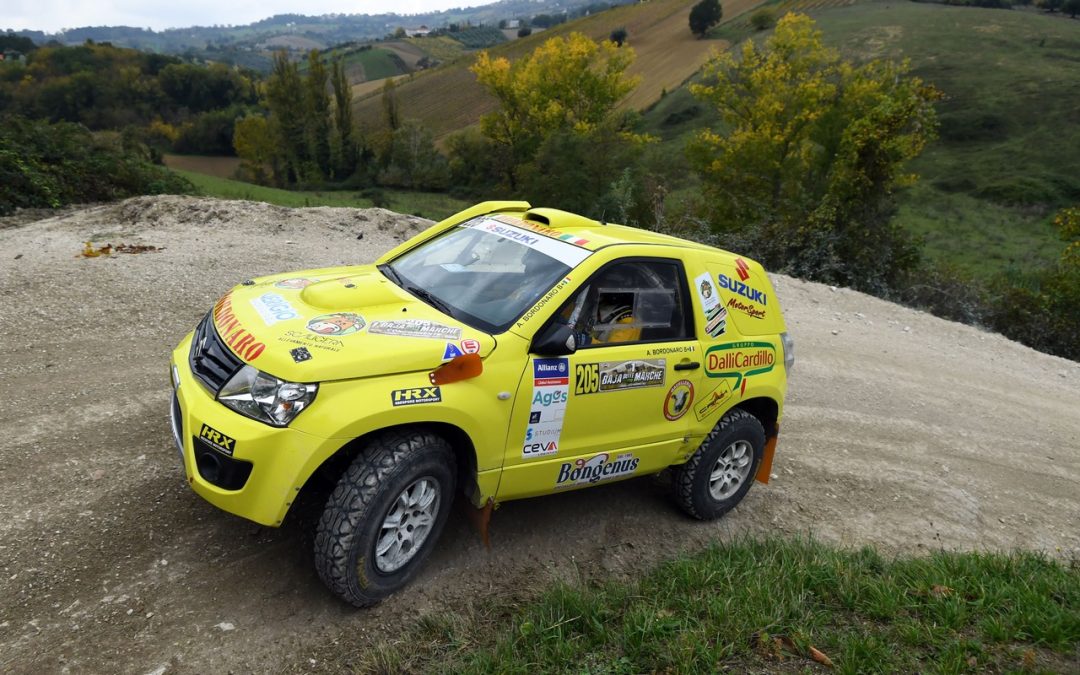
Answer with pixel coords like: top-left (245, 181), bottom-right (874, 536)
top-left (704, 341), bottom-right (776, 393)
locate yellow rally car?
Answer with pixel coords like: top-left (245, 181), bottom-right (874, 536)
top-left (169, 201), bottom-right (793, 606)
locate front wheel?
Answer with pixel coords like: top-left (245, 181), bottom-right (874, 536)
top-left (314, 429), bottom-right (456, 606)
top-left (671, 409), bottom-right (765, 520)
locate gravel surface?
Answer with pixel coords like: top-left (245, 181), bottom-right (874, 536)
top-left (1, 196), bottom-right (1078, 673)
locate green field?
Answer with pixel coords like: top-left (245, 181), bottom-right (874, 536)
top-left (644, 2), bottom-right (1080, 278)
top-left (346, 47), bottom-right (408, 81)
top-left (314, 538), bottom-right (1080, 672)
top-left (172, 169), bottom-right (469, 221)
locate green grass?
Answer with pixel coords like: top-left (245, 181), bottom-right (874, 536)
top-left (337, 538), bottom-right (1080, 673)
top-left (171, 169), bottom-right (469, 221)
top-left (346, 47), bottom-right (408, 81)
top-left (642, 1), bottom-right (1080, 279)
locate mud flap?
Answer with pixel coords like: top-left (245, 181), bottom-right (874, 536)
top-left (755, 424), bottom-right (779, 484)
top-left (464, 497), bottom-right (496, 549)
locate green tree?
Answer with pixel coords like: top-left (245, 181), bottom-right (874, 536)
top-left (330, 56), bottom-right (357, 179)
top-left (610, 28), bottom-right (628, 47)
top-left (470, 32), bottom-right (642, 190)
top-left (378, 120), bottom-right (449, 190)
top-left (689, 0), bottom-right (723, 38)
top-left (304, 49), bottom-right (331, 179)
top-left (749, 8), bottom-right (775, 31)
top-left (1064, 0), bottom-right (1080, 17)
top-left (265, 50), bottom-right (307, 184)
top-left (233, 114), bottom-right (276, 184)
top-left (381, 77), bottom-right (401, 132)
top-left (688, 14), bottom-right (941, 291)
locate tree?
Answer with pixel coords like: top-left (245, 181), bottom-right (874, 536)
top-left (749, 8), bottom-right (775, 31)
top-left (265, 51), bottom-right (308, 184)
top-left (1038, 0), bottom-right (1064, 10)
top-left (381, 78), bottom-right (401, 132)
top-left (378, 120), bottom-right (449, 189)
top-left (471, 32), bottom-right (641, 189)
top-left (687, 14), bottom-right (941, 291)
top-left (233, 114), bottom-right (276, 184)
top-left (304, 49), bottom-right (331, 179)
top-left (330, 56), bottom-right (357, 179)
top-left (1064, 0), bottom-right (1080, 17)
top-left (517, 26), bottom-right (533, 38)
top-left (1056, 206), bottom-right (1080, 268)
top-left (610, 27), bottom-right (628, 46)
top-left (689, 0), bottom-right (722, 38)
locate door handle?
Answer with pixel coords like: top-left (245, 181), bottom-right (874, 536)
top-left (673, 361), bottom-right (700, 371)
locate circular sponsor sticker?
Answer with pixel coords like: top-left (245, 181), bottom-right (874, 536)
top-left (663, 379), bottom-right (694, 421)
top-left (275, 278), bottom-right (315, 290)
top-left (307, 312), bottom-right (365, 336)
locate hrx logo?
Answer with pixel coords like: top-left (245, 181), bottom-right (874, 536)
top-left (390, 386), bottom-right (442, 407)
top-left (198, 423), bottom-right (236, 456)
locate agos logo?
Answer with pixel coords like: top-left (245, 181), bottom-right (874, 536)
top-left (533, 389), bottom-right (568, 407)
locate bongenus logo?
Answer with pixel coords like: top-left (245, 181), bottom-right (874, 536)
top-left (555, 453), bottom-right (640, 487)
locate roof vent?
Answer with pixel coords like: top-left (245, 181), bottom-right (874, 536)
top-left (523, 212), bottom-right (550, 225)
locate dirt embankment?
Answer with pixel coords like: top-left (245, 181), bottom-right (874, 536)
top-left (0, 196), bottom-right (1077, 674)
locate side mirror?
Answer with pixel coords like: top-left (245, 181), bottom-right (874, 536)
top-left (530, 322), bottom-right (577, 356)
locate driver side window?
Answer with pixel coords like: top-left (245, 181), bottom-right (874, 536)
top-left (556, 259), bottom-right (691, 348)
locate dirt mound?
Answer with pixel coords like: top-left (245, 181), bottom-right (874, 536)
top-left (0, 196), bottom-right (1077, 674)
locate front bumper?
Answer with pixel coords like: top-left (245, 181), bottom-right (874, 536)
top-left (170, 333), bottom-right (339, 526)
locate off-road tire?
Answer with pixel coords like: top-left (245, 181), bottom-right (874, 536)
top-left (314, 429), bottom-right (456, 607)
top-left (671, 409), bottom-right (765, 520)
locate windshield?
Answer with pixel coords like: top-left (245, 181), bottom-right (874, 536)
top-left (385, 215), bottom-right (592, 333)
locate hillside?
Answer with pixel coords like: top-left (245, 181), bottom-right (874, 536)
top-left (0, 195), bottom-right (1076, 671)
top-left (645, 1), bottom-right (1080, 277)
top-left (352, 0), bottom-right (768, 140)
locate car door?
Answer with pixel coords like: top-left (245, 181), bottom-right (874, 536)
top-left (496, 256), bottom-right (705, 500)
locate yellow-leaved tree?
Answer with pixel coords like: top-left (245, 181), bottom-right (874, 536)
top-left (470, 33), bottom-right (644, 202)
top-left (689, 14), bottom-right (942, 292)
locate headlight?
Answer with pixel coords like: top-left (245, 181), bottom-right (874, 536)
top-left (780, 331), bottom-right (795, 374)
top-left (218, 365), bottom-right (317, 427)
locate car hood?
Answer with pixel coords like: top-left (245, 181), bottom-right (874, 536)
top-left (210, 265), bottom-right (494, 382)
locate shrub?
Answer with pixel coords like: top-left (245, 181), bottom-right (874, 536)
top-left (749, 8), bottom-right (776, 31)
top-left (0, 114), bottom-right (192, 215)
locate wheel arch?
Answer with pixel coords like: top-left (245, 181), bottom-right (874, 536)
top-left (291, 422), bottom-right (480, 524)
top-left (734, 396), bottom-right (778, 434)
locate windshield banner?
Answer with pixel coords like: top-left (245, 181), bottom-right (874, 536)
top-left (463, 218), bottom-right (592, 268)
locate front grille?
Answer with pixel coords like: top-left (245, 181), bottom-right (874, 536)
top-left (189, 312), bottom-right (244, 394)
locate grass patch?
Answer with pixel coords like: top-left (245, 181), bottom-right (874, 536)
top-left (346, 47), bottom-right (409, 81)
top-left (171, 169), bottom-right (469, 221)
top-left (343, 538), bottom-right (1079, 673)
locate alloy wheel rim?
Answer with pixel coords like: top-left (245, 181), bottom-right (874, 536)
top-left (709, 440), bottom-right (753, 501)
top-left (373, 477), bottom-right (440, 574)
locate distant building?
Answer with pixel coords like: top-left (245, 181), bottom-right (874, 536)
top-left (506, 19), bottom-right (521, 29)
top-left (405, 25), bottom-right (431, 37)
top-left (0, 50), bottom-right (26, 63)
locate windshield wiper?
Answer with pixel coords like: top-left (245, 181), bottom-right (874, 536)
top-left (407, 286), bottom-right (456, 317)
top-left (377, 263), bottom-right (403, 287)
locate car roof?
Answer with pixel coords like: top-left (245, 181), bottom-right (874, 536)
top-left (496, 207), bottom-right (725, 256)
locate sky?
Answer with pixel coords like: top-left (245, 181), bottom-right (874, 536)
top-left (5, 0), bottom-right (492, 33)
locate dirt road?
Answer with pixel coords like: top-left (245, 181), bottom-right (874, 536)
top-left (1, 197), bottom-right (1077, 673)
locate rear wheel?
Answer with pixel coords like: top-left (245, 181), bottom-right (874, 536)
top-left (672, 409), bottom-right (764, 520)
top-left (314, 429), bottom-right (456, 606)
